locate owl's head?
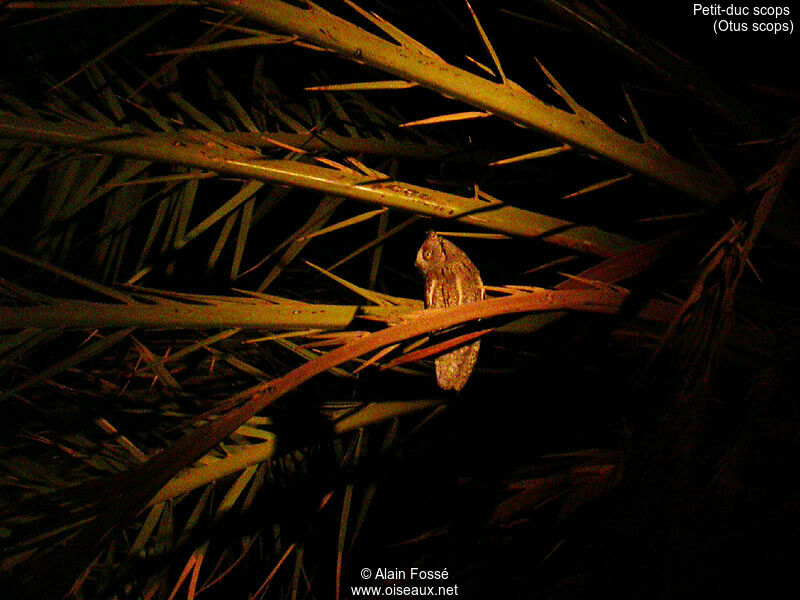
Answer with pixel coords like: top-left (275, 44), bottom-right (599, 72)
top-left (415, 230), bottom-right (447, 274)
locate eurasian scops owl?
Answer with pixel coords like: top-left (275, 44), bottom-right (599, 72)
top-left (415, 231), bottom-right (484, 391)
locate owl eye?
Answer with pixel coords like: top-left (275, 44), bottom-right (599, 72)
top-left (424, 250), bottom-right (432, 259)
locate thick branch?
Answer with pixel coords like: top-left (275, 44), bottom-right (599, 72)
top-left (209, 0), bottom-right (732, 204)
top-left (9, 286), bottom-right (627, 600)
top-left (0, 117), bottom-right (635, 257)
top-left (0, 298), bottom-right (358, 330)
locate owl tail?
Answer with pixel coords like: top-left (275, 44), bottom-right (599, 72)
top-left (435, 341), bottom-right (480, 391)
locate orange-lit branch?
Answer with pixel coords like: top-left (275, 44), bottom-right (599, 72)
top-left (25, 285), bottom-right (627, 600)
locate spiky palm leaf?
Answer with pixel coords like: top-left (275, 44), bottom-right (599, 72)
top-left (1, 1), bottom-right (798, 598)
